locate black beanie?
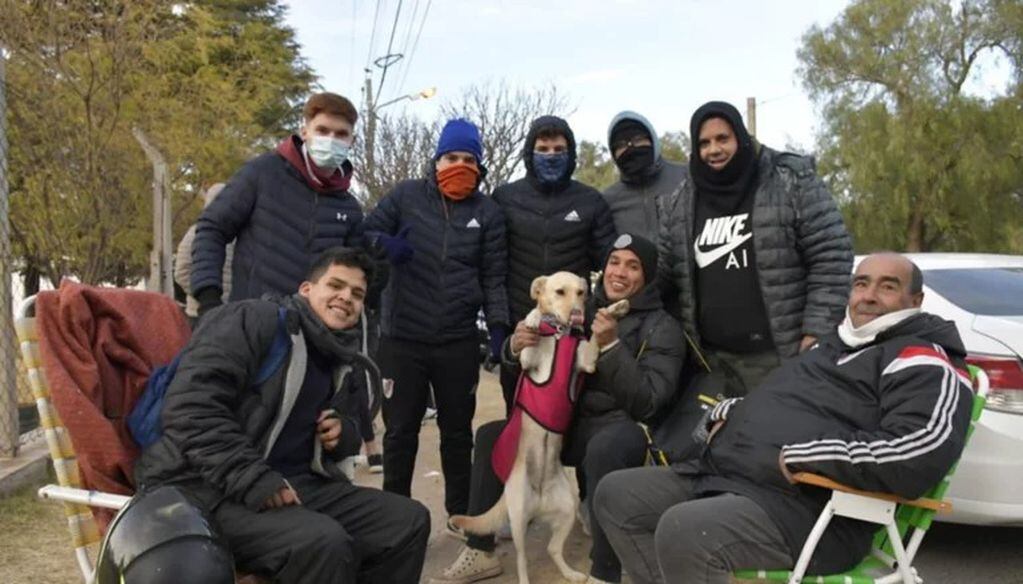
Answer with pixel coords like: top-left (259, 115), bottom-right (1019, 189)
top-left (609, 119), bottom-right (650, 150)
top-left (608, 233), bottom-right (657, 284)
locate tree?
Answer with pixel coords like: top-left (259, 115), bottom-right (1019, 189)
top-left (440, 81), bottom-right (573, 189)
top-left (353, 112), bottom-right (436, 209)
top-left (1, 0), bottom-right (313, 284)
top-left (798, 0), bottom-right (1023, 252)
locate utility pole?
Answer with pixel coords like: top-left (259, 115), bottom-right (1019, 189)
top-left (363, 68), bottom-right (377, 190)
top-left (746, 97), bottom-right (757, 138)
top-left (0, 47), bottom-right (19, 457)
top-left (132, 128), bottom-right (173, 297)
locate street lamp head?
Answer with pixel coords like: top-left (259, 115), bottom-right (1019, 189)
top-left (419, 87), bottom-right (437, 100)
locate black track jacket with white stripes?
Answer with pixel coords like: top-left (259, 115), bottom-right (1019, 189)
top-left (684, 312), bottom-right (973, 574)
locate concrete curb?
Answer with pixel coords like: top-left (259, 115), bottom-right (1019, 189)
top-left (0, 435), bottom-right (50, 497)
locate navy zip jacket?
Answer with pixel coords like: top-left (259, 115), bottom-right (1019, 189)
top-left (362, 168), bottom-right (509, 344)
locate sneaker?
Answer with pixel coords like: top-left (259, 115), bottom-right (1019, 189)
top-left (445, 517), bottom-right (468, 542)
top-left (367, 453), bottom-right (383, 474)
top-left (577, 500), bottom-right (592, 536)
top-left (429, 546), bottom-right (502, 584)
top-left (424, 407), bottom-right (438, 421)
top-left (585, 577), bottom-right (614, 584)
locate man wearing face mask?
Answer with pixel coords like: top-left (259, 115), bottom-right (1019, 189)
top-left (657, 101), bottom-right (852, 397)
top-left (492, 115), bottom-right (617, 412)
top-left (363, 118), bottom-right (510, 523)
top-left (190, 92), bottom-right (366, 315)
top-left (602, 111), bottom-right (686, 245)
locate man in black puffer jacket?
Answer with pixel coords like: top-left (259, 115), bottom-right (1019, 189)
top-left (190, 93), bottom-right (367, 314)
top-left (658, 101), bottom-right (853, 398)
top-left (363, 118), bottom-right (509, 519)
top-left (135, 248), bottom-right (430, 584)
top-left (594, 254), bottom-right (974, 584)
top-left (493, 115), bottom-right (617, 412)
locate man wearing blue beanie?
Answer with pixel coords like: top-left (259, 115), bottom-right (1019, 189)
top-left (363, 118), bottom-right (510, 524)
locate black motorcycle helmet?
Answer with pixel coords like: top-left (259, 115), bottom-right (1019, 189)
top-left (95, 485), bottom-right (234, 584)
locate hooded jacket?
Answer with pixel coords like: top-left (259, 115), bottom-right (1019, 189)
top-left (190, 136), bottom-right (365, 303)
top-left (687, 313), bottom-right (974, 573)
top-left (571, 281), bottom-right (686, 443)
top-left (134, 296), bottom-right (369, 511)
top-left (493, 116), bottom-right (617, 323)
top-left (362, 166), bottom-right (509, 344)
top-left (656, 145), bottom-right (853, 357)
top-left (602, 111), bottom-right (686, 246)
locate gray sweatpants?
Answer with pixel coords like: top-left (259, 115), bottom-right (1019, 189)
top-left (592, 466), bottom-right (792, 584)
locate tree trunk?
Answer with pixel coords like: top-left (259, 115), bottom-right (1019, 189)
top-left (906, 207), bottom-right (925, 252)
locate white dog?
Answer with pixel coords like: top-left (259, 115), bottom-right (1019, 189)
top-left (451, 272), bottom-right (629, 584)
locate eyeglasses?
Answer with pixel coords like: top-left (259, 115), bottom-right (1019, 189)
top-left (612, 137), bottom-right (653, 154)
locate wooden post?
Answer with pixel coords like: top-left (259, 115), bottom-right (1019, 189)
top-left (746, 97), bottom-right (757, 138)
top-left (132, 128), bottom-right (173, 296)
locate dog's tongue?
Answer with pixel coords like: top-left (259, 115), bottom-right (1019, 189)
top-left (570, 310), bottom-right (584, 327)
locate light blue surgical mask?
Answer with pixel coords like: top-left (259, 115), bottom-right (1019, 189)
top-left (532, 152), bottom-right (570, 184)
top-left (306, 135), bottom-right (351, 170)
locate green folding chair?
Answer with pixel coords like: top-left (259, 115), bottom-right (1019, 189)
top-left (735, 365), bottom-right (989, 584)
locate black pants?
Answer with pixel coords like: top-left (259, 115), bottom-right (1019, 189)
top-left (379, 335), bottom-right (479, 515)
top-left (213, 474), bottom-right (430, 584)
top-left (499, 362), bottom-right (518, 417)
top-left (465, 418), bottom-right (647, 583)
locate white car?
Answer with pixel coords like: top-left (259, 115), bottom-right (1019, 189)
top-left (891, 254), bottom-right (1023, 526)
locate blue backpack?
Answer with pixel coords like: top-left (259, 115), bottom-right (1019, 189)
top-left (128, 307), bottom-right (291, 449)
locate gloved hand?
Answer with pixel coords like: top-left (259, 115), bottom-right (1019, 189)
top-left (488, 324), bottom-right (509, 362)
top-left (195, 287), bottom-right (223, 319)
top-left (374, 226), bottom-right (414, 266)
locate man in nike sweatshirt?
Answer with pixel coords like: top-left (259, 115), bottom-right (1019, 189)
top-left (656, 101), bottom-right (852, 396)
top-left (594, 253), bottom-right (974, 584)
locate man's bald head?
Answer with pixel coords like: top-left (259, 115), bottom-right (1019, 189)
top-left (848, 253), bottom-right (924, 328)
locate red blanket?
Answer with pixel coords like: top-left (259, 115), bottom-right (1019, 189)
top-left (35, 281), bottom-right (190, 529)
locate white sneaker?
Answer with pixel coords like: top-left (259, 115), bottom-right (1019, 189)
top-left (585, 577), bottom-right (614, 584)
top-left (423, 407), bottom-right (438, 422)
top-left (428, 546), bottom-right (503, 584)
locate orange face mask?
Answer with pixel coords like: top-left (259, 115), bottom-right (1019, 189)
top-left (436, 164), bottom-right (480, 201)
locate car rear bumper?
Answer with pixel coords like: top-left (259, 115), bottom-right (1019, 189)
top-left (942, 408), bottom-right (1023, 525)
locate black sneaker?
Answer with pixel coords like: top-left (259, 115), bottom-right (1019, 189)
top-left (367, 453), bottom-right (383, 474)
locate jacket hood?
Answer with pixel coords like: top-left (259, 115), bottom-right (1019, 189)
top-left (876, 312), bottom-right (967, 358)
top-left (523, 115), bottom-right (577, 191)
top-left (607, 110), bottom-right (661, 162)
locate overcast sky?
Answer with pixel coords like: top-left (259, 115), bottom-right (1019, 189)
top-left (282, 0), bottom-right (1010, 154)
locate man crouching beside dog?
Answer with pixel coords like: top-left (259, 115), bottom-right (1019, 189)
top-left (430, 233), bottom-right (686, 584)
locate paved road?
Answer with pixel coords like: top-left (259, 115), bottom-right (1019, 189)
top-left (913, 521), bottom-right (1023, 583)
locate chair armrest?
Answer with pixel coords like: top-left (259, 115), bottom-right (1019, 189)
top-left (792, 472), bottom-right (951, 513)
top-left (38, 484), bottom-right (131, 510)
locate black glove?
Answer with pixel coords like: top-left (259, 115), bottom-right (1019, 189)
top-left (195, 287), bottom-right (224, 318)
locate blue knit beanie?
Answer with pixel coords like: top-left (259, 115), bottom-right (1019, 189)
top-left (435, 118), bottom-right (483, 161)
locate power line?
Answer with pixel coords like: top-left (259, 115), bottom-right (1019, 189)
top-left (365, 0), bottom-right (383, 70)
top-left (375, 0), bottom-right (404, 102)
top-left (349, 0), bottom-right (358, 88)
top-left (395, 0), bottom-right (431, 98)
top-left (391, 0), bottom-right (420, 95)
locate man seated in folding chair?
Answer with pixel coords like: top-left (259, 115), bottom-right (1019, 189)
top-left (133, 247), bottom-right (430, 584)
top-left (592, 252), bottom-right (974, 584)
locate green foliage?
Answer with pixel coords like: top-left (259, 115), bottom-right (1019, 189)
top-left (1, 0), bottom-right (313, 284)
top-left (799, 0), bottom-right (1023, 253)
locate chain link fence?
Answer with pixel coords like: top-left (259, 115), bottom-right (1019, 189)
top-left (0, 50), bottom-right (24, 458)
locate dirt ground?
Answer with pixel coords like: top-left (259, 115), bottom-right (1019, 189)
top-left (0, 369), bottom-right (599, 584)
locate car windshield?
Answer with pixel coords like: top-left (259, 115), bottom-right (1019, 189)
top-left (924, 268), bottom-right (1023, 316)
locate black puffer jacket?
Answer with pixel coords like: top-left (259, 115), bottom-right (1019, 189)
top-left (688, 313), bottom-right (973, 573)
top-left (656, 146), bottom-right (853, 357)
top-left (191, 144), bottom-right (365, 301)
top-left (134, 297), bottom-right (366, 511)
top-left (362, 168), bottom-right (509, 343)
top-left (572, 283), bottom-right (686, 441)
top-left (493, 116), bottom-right (617, 323)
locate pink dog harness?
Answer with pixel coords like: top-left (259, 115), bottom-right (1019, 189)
top-left (491, 321), bottom-right (586, 483)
